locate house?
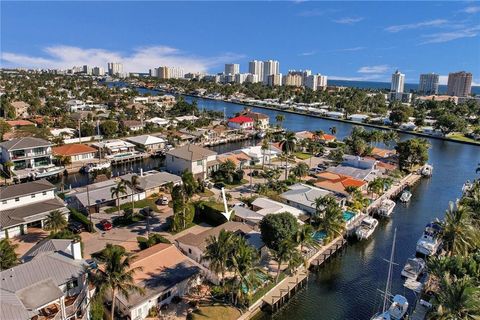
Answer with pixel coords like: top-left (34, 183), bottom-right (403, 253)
top-left (240, 144), bottom-right (281, 165)
top-left (66, 178), bottom-right (145, 213)
top-left (326, 155), bottom-right (378, 182)
top-left (239, 109), bottom-right (270, 129)
top-left (120, 170), bottom-right (182, 196)
top-left (227, 116), bottom-right (254, 130)
top-left (6, 120), bottom-right (35, 128)
top-left (326, 111), bottom-right (344, 119)
top-left (126, 135), bottom-right (166, 153)
top-left (280, 183), bottom-right (346, 215)
top-left (52, 144), bottom-right (97, 162)
top-left (165, 145), bottom-right (218, 180)
top-left (132, 96), bottom-right (149, 104)
top-left (50, 128), bottom-right (76, 139)
top-left (314, 172), bottom-right (367, 196)
top-left (217, 152), bottom-right (251, 169)
top-left (91, 139), bottom-right (136, 155)
top-left (122, 120), bottom-right (144, 132)
top-left (399, 122), bottom-right (417, 131)
top-left (348, 114), bottom-right (369, 123)
top-left (0, 239), bottom-right (92, 320)
top-left (66, 99), bottom-right (87, 112)
top-left (0, 137), bottom-right (53, 171)
top-left (370, 147), bottom-right (396, 159)
top-left (116, 243), bottom-right (201, 320)
top-left (176, 221), bottom-right (255, 265)
top-left (0, 179), bottom-right (68, 238)
top-left (295, 131), bottom-right (315, 141)
top-left (317, 133), bottom-right (336, 143)
top-left (146, 117), bottom-right (171, 127)
top-left (10, 101), bottom-right (30, 118)
top-left (175, 115), bottom-right (198, 122)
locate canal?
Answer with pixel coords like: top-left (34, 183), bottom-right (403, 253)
top-left (107, 85), bottom-right (479, 319)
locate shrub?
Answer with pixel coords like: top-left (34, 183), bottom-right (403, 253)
top-left (194, 201), bottom-right (228, 226)
top-left (89, 296), bottom-right (105, 320)
top-left (327, 141), bottom-right (338, 148)
top-left (68, 208), bottom-right (94, 232)
top-left (137, 234), bottom-right (171, 250)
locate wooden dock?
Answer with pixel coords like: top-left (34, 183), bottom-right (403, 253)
top-left (261, 270), bottom-right (308, 313)
top-left (308, 236), bottom-right (348, 269)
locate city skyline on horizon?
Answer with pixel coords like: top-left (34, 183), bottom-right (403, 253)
top-left (1, 1), bottom-right (479, 85)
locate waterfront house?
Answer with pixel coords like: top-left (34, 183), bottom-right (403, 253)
top-left (348, 114), bottom-right (370, 123)
top-left (295, 131), bottom-right (315, 141)
top-left (122, 120), bottom-right (144, 132)
top-left (126, 135), bottom-right (166, 153)
top-left (0, 179), bottom-right (68, 238)
top-left (10, 100), bottom-right (30, 118)
top-left (233, 198), bottom-right (306, 226)
top-left (52, 143), bottom-right (98, 163)
top-left (227, 116), bottom-right (254, 130)
top-left (217, 152), bottom-right (251, 169)
top-left (145, 117), bottom-right (171, 127)
top-left (240, 144), bottom-right (281, 165)
top-left (280, 183), bottom-right (346, 215)
top-left (115, 243), bottom-right (201, 320)
top-left (317, 133), bottom-right (336, 143)
top-left (238, 109), bottom-right (270, 129)
top-left (370, 147), bottom-right (396, 159)
top-left (66, 99), bottom-right (87, 112)
top-left (421, 126), bottom-right (444, 137)
top-left (165, 144), bottom-right (218, 180)
top-left (399, 122), bottom-right (417, 131)
top-left (5, 120), bottom-right (36, 128)
top-left (91, 139), bottom-right (136, 155)
top-left (326, 155), bottom-right (378, 181)
top-left (326, 111), bottom-right (344, 119)
top-left (314, 172), bottom-right (367, 197)
top-left (0, 137), bottom-right (53, 171)
top-left (0, 239), bottom-right (92, 320)
top-left (120, 170), bottom-right (182, 197)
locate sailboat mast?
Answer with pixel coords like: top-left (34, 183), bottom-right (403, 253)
top-left (383, 228), bottom-right (397, 312)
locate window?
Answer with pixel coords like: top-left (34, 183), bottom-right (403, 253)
top-left (2, 200), bottom-right (6, 204)
top-left (15, 197), bottom-right (19, 202)
top-left (158, 291), bottom-right (172, 303)
top-left (42, 191), bottom-right (47, 195)
top-left (188, 248), bottom-right (192, 254)
top-left (31, 194), bottom-right (36, 198)
top-left (197, 160), bottom-right (202, 165)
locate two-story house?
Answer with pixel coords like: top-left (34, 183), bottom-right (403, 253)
top-left (1, 239), bottom-right (92, 320)
top-left (227, 116), bottom-right (254, 130)
top-left (165, 145), bottom-right (218, 180)
top-left (0, 137), bottom-right (53, 171)
top-left (0, 179), bottom-right (69, 238)
top-left (239, 109), bottom-right (270, 129)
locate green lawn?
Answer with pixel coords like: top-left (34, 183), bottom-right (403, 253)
top-left (197, 189), bottom-right (215, 198)
top-left (190, 305), bottom-right (241, 320)
top-left (448, 133), bottom-right (480, 144)
top-left (104, 198), bottom-right (161, 213)
top-left (294, 152), bottom-right (312, 160)
top-left (224, 179), bottom-right (249, 189)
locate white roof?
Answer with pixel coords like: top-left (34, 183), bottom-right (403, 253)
top-left (92, 139), bottom-right (135, 149)
top-left (50, 128), bottom-right (76, 136)
top-left (252, 197), bottom-right (305, 217)
top-left (175, 115), bottom-right (198, 122)
top-left (126, 135), bottom-right (165, 146)
top-left (146, 117), bottom-right (170, 125)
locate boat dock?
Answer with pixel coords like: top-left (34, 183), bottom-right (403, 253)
top-left (108, 152), bottom-right (150, 164)
top-left (411, 303), bottom-right (429, 320)
top-left (308, 236), bottom-right (348, 269)
top-left (260, 270), bottom-right (308, 313)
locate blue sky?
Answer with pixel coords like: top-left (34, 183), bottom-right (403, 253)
top-left (1, 1), bottom-right (480, 84)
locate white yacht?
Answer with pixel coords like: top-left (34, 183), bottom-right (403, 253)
top-left (377, 199), bottom-right (396, 218)
top-left (462, 180), bottom-right (474, 195)
top-left (356, 216), bottom-right (379, 240)
top-left (371, 229), bottom-right (409, 320)
top-left (401, 257), bottom-right (426, 280)
top-left (399, 190), bottom-right (412, 203)
top-left (83, 161), bottom-right (111, 173)
top-left (416, 223), bottom-right (443, 256)
top-left (34, 165), bottom-right (65, 178)
top-left (421, 164), bottom-right (433, 177)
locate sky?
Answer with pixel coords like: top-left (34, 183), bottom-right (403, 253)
top-left (1, 1), bottom-right (480, 85)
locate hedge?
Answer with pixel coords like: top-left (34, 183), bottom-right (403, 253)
top-left (137, 234), bottom-right (171, 250)
top-left (194, 201), bottom-right (228, 226)
top-left (68, 208), bottom-right (94, 232)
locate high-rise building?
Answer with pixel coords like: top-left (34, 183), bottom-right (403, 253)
top-left (156, 66), bottom-right (184, 79)
top-left (283, 74), bottom-right (303, 87)
top-left (263, 60), bottom-right (280, 84)
top-left (107, 62), bottom-right (123, 76)
top-left (267, 74), bottom-right (282, 86)
top-left (418, 73), bottom-right (439, 95)
top-left (82, 65), bottom-right (91, 75)
top-left (391, 70), bottom-right (405, 93)
top-left (305, 74), bottom-right (327, 91)
top-left (317, 75), bottom-right (328, 88)
top-left (235, 73), bottom-right (249, 84)
top-left (92, 67), bottom-right (104, 76)
top-left (246, 74), bottom-right (259, 84)
top-left (447, 71), bottom-right (472, 97)
top-left (225, 64), bottom-right (240, 75)
top-left (248, 60), bottom-right (264, 83)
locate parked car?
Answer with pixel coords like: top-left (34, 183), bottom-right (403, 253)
top-left (68, 221), bottom-right (85, 234)
top-left (213, 182), bottom-right (225, 189)
top-left (100, 219), bottom-right (112, 231)
top-left (85, 258), bottom-right (98, 270)
top-left (156, 195), bottom-right (169, 205)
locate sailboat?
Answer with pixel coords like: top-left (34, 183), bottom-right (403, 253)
top-left (371, 228), bottom-right (409, 320)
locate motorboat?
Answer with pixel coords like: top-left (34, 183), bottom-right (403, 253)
top-left (256, 131), bottom-right (266, 139)
top-left (371, 229), bottom-right (409, 320)
top-left (462, 180), bottom-right (474, 195)
top-left (34, 165), bottom-right (65, 178)
top-left (416, 222), bottom-right (443, 256)
top-left (401, 257), bottom-right (426, 280)
top-left (83, 161), bottom-right (111, 173)
top-left (356, 216), bottom-right (379, 240)
top-left (399, 190), bottom-right (412, 203)
top-left (421, 164), bottom-right (433, 177)
top-left (377, 199), bottom-right (396, 218)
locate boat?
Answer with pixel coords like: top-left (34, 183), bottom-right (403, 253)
top-left (421, 164), bottom-right (433, 177)
top-left (416, 222), bottom-right (443, 256)
top-left (399, 190), bottom-right (412, 203)
top-left (34, 165), bottom-right (65, 178)
top-left (256, 131), bottom-right (266, 139)
top-left (82, 161), bottom-right (111, 173)
top-left (401, 257), bottom-right (426, 280)
top-left (377, 199), bottom-right (396, 218)
top-left (371, 229), bottom-right (409, 320)
top-left (356, 216), bottom-right (379, 240)
top-left (462, 180), bottom-right (474, 195)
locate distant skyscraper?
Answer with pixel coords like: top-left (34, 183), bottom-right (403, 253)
top-left (107, 62), bottom-right (123, 76)
top-left (248, 60), bottom-right (264, 83)
top-left (82, 65), bottom-right (91, 75)
top-left (224, 64), bottom-right (240, 75)
top-left (391, 70), bottom-right (405, 93)
top-left (263, 60), bottom-right (280, 84)
top-left (447, 71), bottom-right (472, 97)
top-left (156, 66), bottom-right (184, 79)
top-left (418, 73), bottom-right (439, 95)
top-left (91, 67), bottom-right (104, 76)
top-left (304, 74), bottom-right (327, 91)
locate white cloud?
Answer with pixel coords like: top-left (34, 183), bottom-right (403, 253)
top-left (385, 19), bottom-right (448, 32)
top-left (1, 45), bottom-right (244, 73)
top-left (461, 6), bottom-right (480, 14)
top-left (335, 46), bottom-right (366, 52)
top-left (298, 51), bottom-right (316, 56)
top-left (329, 74), bottom-right (389, 82)
top-left (333, 17), bottom-right (364, 25)
top-left (297, 9), bottom-right (325, 17)
top-left (357, 65), bottom-right (390, 74)
top-left (420, 25), bottom-right (480, 44)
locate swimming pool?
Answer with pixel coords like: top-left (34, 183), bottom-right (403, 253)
top-left (313, 230), bottom-right (327, 242)
top-left (343, 211), bottom-right (355, 221)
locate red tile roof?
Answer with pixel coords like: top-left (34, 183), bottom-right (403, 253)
top-left (52, 144), bottom-right (97, 156)
top-left (228, 116), bottom-right (254, 124)
top-left (6, 120), bottom-right (35, 127)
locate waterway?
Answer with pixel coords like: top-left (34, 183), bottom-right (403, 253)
top-left (105, 85), bottom-right (480, 319)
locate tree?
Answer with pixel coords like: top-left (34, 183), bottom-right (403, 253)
top-left (99, 120), bottom-right (118, 138)
top-left (181, 170), bottom-right (198, 199)
top-left (271, 239), bottom-right (303, 283)
top-left (259, 212), bottom-right (299, 252)
top-left (0, 119), bottom-right (11, 142)
top-left (368, 177), bottom-right (386, 199)
top-left (110, 180), bottom-right (127, 215)
top-left (92, 244), bottom-right (145, 320)
top-left (214, 160), bottom-right (237, 184)
top-left (171, 185), bottom-right (194, 231)
top-left (275, 114), bottom-right (285, 128)
top-left (296, 224), bottom-right (318, 252)
top-left (202, 229), bottom-right (235, 286)
top-left (44, 210), bottom-right (67, 234)
top-left (395, 138), bottom-right (430, 171)
top-left (280, 132), bottom-right (297, 179)
top-left (291, 162), bottom-right (309, 180)
top-left (435, 113), bottom-right (467, 135)
top-left (328, 148), bottom-right (344, 164)
top-left (0, 239), bottom-right (19, 270)
top-left (124, 175), bottom-right (141, 212)
top-left (313, 196), bottom-right (345, 241)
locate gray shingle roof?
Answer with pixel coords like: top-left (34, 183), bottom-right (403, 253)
top-left (120, 171), bottom-right (182, 191)
top-left (280, 183), bottom-right (333, 209)
top-left (0, 137), bottom-right (51, 151)
top-left (0, 179), bottom-right (55, 201)
top-left (166, 144), bottom-right (217, 161)
top-left (0, 198), bottom-right (67, 229)
top-left (22, 239), bottom-right (73, 262)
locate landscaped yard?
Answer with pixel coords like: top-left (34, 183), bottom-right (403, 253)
top-left (189, 305), bottom-right (241, 320)
top-left (104, 198), bottom-right (161, 213)
top-left (294, 152), bottom-right (311, 160)
top-left (224, 179), bottom-right (249, 189)
top-left (448, 133), bottom-right (480, 144)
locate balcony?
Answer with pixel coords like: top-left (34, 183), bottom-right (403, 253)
top-left (32, 303), bottom-right (60, 320)
top-left (65, 290), bottom-right (88, 317)
top-left (31, 290), bottom-right (87, 320)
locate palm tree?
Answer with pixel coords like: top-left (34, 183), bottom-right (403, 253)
top-left (202, 229), bottom-right (234, 286)
top-left (313, 197), bottom-right (345, 241)
top-left (124, 175), bottom-right (141, 213)
top-left (44, 210), bottom-right (67, 234)
top-left (368, 178), bottom-right (385, 199)
top-left (3, 161), bottom-right (14, 178)
top-left (296, 224), bottom-right (318, 252)
top-left (275, 114), bottom-right (285, 128)
top-left (0, 239), bottom-right (19, 270)
top-left (438, 202), bottom-right (478, 257)
top-left (261, 138), bottom-right (269, 169)
top-left (92, 244), bottom-right (145, 320)
top-left (271, 239), bottom-right (303, 283)
top-left (329, 126), bottom-right (337, 136)
top-left (110, 180), bottom-right (127, 215)
top-left (291, 162), bottom-right (309, 180)
top-left (428, 274), bottom-right (480, 320)
top-left (280, 131), bottom-right (297, 179)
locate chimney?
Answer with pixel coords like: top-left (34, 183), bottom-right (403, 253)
top-left (71, 239), bottom-right (82, 260)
